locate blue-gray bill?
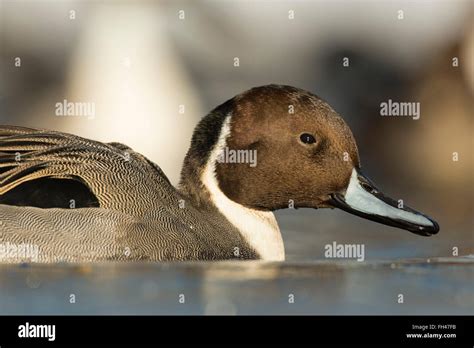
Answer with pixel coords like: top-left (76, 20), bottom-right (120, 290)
top-left (329, 168), bottom-right (440, 236)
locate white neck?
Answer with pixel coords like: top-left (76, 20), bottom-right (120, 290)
top-left (201, 115), bottom-right (285, 261)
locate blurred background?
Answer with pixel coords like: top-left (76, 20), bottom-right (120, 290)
top-left (0, 0), bottom-right (473, 262)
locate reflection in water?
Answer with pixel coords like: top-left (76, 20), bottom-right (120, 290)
top-left (0, 258), bottom-right (472, 315)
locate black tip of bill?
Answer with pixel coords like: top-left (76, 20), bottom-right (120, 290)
top-left (329, 169), bottom-right (440, 236)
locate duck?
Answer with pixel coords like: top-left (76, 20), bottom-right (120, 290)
top-left (0, 85), bottom-right (439, 262)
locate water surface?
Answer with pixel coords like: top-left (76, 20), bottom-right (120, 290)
top-left (1, 257), bottom-right (472, 315)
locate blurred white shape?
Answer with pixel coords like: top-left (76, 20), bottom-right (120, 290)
top-left (65, 4), bottom-right (202, 184)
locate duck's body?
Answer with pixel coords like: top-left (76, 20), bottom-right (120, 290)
top-left (0, 85), bottom-right (438, 262)
top-left (0, 99), bottom-right (282, 261)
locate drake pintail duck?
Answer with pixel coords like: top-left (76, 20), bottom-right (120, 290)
top-left (0, 85), bottom-right (439, 262)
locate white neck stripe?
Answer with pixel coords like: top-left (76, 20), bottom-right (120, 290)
top-left (200, 114), bottom-right (285, 261)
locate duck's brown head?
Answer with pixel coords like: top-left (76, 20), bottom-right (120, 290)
top-left (181, 85), bottom-right (439, 236)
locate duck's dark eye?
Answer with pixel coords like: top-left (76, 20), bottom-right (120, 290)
top-left (300, 133), bottom-right (316, 144)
